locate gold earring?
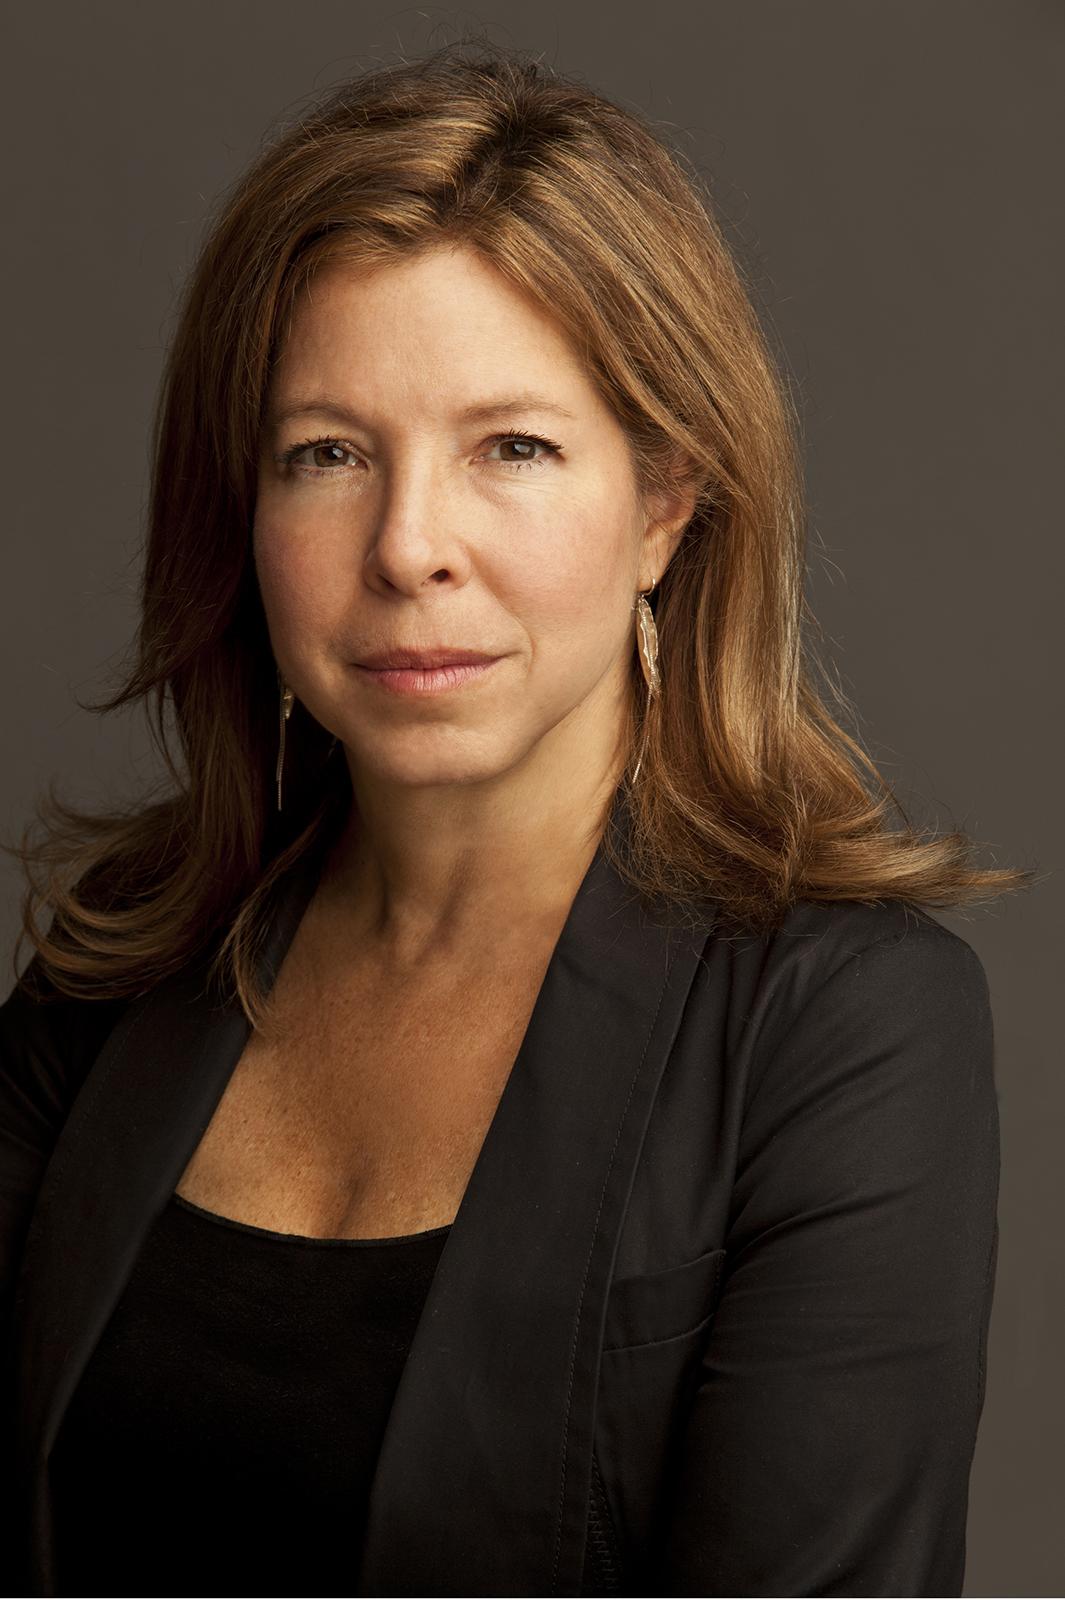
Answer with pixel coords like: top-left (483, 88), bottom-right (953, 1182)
top-left (631, 578), bottom-right (661, 784)
top-left (276, 675), bottom-right (295, 812)
top-left (634, 577), bottom-right (661, 697)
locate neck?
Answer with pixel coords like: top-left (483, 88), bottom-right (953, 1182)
top-left (316, 708), bottom-right (630, 972)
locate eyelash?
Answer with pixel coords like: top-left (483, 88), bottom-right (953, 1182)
top-left (277, 428), bottom-right (563, 477)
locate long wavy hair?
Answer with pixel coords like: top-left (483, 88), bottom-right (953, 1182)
top-left (4, 36), bottom-right (1034, 1027)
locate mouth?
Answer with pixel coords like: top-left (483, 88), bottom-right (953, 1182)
top-left (352, 657), bottom-right (503, 697)
top-left (355, 647), bottom-right (501, 670)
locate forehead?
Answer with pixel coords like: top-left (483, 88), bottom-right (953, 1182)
top-left (269, 244), bottom-right (603, 421)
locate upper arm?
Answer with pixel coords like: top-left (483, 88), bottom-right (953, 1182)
top-left (0, 958), bottom-right (123, 1308)
top-left (0, 963), bottom-right (67, 1302)
top-left (0, 956), bottom-right (122, 1583)
top-left (656, 917), bottom-right (1000, 1597)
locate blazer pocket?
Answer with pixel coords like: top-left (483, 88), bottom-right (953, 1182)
top-left (602, 1244), bottom-right (727, 1352)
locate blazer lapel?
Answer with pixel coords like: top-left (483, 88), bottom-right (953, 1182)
top-left (12, 797), bottom-right (715, 1597)
top-left (355, 823), bottom-right (715, 1597)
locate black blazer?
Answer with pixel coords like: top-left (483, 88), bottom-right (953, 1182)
top-left (0, 809), bottom-right (1000, 1598)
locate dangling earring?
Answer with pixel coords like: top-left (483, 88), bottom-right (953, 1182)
top-left (276, 673), bottom-right (295, 812)
top-left (631, 577), bottom-right (661, 784)
top-left (634, 578), bottom-right (661, 697)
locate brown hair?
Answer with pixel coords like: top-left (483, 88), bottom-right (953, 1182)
top-left (4, 36), bottom-right (1034, 1026)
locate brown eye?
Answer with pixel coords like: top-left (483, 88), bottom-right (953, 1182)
top-left (279, 436), bottom-right (361, 475)
top-left (308, 443), bottom-right (353, 469)
top-left (292, 441), bottom-right (358, 471)
top-left (497, 438), bottom-right (539, 463)
top-left (484, 432), bottom-right (562, 470)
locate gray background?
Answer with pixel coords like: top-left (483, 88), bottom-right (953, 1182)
top-left (2, 1), bottom-right (1061, 1592)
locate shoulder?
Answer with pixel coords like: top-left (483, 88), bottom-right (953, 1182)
top-left (705, 897), bottom-right (994, 1112)
top-left (698, 900), bottom-right (1001, 1264)
top-left (0, 953), bottom-right (129, 1133)
top-left (765, 892), bottom-right (981, 962)
top-left (718, 895), bottom-right (989, 1020)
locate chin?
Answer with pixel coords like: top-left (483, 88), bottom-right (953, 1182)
top-left (341, 738), bottom-right (518, 791)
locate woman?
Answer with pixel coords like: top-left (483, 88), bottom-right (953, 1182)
top-left (0, 39), bottom-right (1031, 1599)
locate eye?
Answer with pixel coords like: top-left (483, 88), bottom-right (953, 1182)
top-left (278, 437), bottom-right (361, 475)
top-left (482, 430), bottom-right (563, 471)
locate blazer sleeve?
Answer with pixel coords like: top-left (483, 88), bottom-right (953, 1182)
top-left (0, 955), bottom-right (125, 1583)
top-left (655, 915), bottom-right (1001, 1598)
top-left (0, 959), bottom-right (123, 1309)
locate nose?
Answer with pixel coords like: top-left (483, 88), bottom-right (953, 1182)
top-left (361, 451), bottom-right (472, 597)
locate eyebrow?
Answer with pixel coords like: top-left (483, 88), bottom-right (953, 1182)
top-left (266, 391), bottom-right (578, 431)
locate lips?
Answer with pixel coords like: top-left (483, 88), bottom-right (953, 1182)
top-left (356, 647), bottom-right (501, 670)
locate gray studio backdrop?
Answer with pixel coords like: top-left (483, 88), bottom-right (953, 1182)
top-left (2, 2), bottom-right (1061, 1594)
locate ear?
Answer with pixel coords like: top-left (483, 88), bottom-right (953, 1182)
top-left (638, 474), bottom-right (699, 590)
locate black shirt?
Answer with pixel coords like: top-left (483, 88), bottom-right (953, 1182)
top-left (49, 1192), bottom-right (451, 1598)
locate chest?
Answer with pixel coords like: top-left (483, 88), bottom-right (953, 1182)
top-left (174, 936), bottom-right (553, 1240)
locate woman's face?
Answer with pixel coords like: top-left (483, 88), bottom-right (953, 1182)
top-left (254, 243), bottom-right (689, 796)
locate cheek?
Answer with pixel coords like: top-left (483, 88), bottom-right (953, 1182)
top-left (253, 514), bottom-right (343, 647)
top-left (510, 503), bottom-right (635, 633)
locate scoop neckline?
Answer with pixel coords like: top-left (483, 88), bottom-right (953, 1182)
top-left (169, 1191), bottom-right (454, 1249)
